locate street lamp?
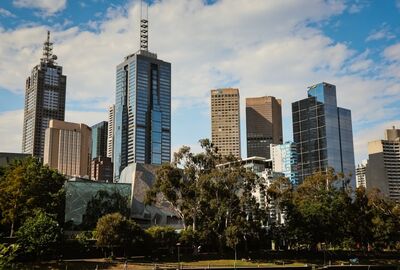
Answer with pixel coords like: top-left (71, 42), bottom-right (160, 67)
top-left (176, 242), bottom-right (181, 268)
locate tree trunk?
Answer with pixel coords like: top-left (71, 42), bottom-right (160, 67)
top-left (9, 220), bottom-right (14, 238)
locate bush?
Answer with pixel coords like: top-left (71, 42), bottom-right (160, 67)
top-left (16, 210), bottom-right (61, 260)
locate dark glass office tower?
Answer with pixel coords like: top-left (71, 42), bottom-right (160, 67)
top-left (113, 14), bottom-right (171, 181)
top-left (22, 31), bottom-right (66, 158)
top-left (292, 82), bottom-right (355, 186)
top-left (91, 121), bottom-right (108, 159)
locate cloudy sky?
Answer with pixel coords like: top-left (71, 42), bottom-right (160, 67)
top-left (0, 0), bottom-right (399, 164)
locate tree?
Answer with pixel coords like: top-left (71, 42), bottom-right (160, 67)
top-left (146, 139), bottom-right (264, 254)
top-left (95, 213), bottom-right (143, 257)
top-left (0, 157), bottom-right (65, 237)
top-left (82, 189), bottom-right (130, 229)
top-left (225, 225), bottom-right (240, 261)
top-left (146, 226), bottom-right (178, 250)
top-left (16, 210), bottom-right (61, 260)
top-left (0, 243), bottom-right (19, 268)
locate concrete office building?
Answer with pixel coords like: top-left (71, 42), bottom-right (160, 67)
top-left (107, 105), bottom-right (115, 161)
top-left (246, 96), bottom-right (282, 159)
top-left (44, 119), bottom-right (91, 178)
top-left (22, 31), bottom-right (66, 159)
top-left (113, 11), bottom-right (171, 181)
top-left (292, 82), bottom-right (355, 186)
top-left (0, 153), bottom-right (31, 167)
top-left (211, 88), bottom-right (241, 159)
top-left (356, 160), bottom-right (367, 188)
top-left (366, 126), bottom-right (400, 201)
top-left (271, 142), bottom-right (299, 186)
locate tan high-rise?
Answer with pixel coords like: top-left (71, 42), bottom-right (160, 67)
top-left (44, 119), bottom-right (91, 178)
top-left (246, 96), bottom-right (282, 158)
top-left (366, 126), bottom-right (400, 201)
top-left (211, 88), bottom-right (241, 159)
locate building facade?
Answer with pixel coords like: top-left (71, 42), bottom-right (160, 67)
top-left (90, 156), bottom-right (113, 182)
top-left (211, 88), bottom-right (241, 159)
top-left (366, 127), bottom-right (400, 201)
top-left (91, 121), bottom-right (108, 159)
top-left (113, 51), bottom-right (171, 180)
top-left (107, 105), bottom-right (115, 162)
top-left (271, 142), bottom-right (298, 186)
top-left (22, 31), bottom-right (66, 159)
top-left (246, 96), bottom-right (282, 159)
top-left (44, 119), bottom-right (91, 178)
top-left (356, 160), bottom-right (367, 188)
top-left (292, 82), bottom-right (355, 186)
top-left (0, 153), bottom-right (31, 167)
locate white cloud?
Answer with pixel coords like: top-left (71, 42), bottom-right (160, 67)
top-left (0, 8), bottom-right (16, 18)
top-left (366, 25), bottom-right (395, 42)
top-left (383, 43), bottom-right (400, 62)
top-left (13, 0), bottom-right (66, 16)
top-left (0, 110), bottom-right (23, 153)
top-left (0, 0), bottom-right (399, 163)
top-left (0, 109), bottom-right (107, 153)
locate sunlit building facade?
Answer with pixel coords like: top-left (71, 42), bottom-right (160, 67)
top-left (292, 82), bottom-right (355, 186)
top-left (22, 31), bottom-right (66, 159)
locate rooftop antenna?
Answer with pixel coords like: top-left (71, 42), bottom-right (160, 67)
top-left (140, 0), bottom-right (148, 51)
top-left (41, 30), bottom-right (57, 65)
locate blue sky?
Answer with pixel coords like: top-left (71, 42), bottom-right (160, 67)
top-left (0, 0), bottom-right (399, 164)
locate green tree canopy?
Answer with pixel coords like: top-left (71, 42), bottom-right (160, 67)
top-left (16, 210), bottom-right (61, 260)
top-left (95, 212), bottom-right (143, 257)
top-left (0, 157), bottom-right (65, 237)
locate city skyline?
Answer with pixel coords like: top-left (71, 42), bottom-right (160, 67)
top-left (0, 0), bottom-right (400, 164)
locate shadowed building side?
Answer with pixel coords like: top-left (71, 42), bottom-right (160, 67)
top-left (246, 96), bottom-right (282, 159)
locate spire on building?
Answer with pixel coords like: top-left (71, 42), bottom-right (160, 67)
top-left (41, 30), bottom-right (57, 65)
top-left (140, 1), bottom-right (148, 51)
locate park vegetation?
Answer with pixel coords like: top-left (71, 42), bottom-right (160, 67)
top-left (0, 140), bottom-right (399, 266)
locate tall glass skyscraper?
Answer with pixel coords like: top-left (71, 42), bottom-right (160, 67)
top-left (113, 15), bottom-right (171, 181)
top-left (292, 82), bottom-right (355, 186)
top-left (91, 121), bottom-right (108, 159)
top-left (22, 31), bottom-right (66, 158)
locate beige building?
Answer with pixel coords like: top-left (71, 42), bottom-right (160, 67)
top-left (366, 126), bottom-right (400, 201)
top-left (107, 105), bottom-right (114, 161)
top-left (246, 96), bottom-right (282, 158)
top-left (211, 88), bottom-right (241, 159)
top-left (44, 119), bottom-right (91, 178)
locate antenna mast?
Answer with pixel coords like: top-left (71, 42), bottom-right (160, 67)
top-left (140, 0), bottom-right (148, 51)
top-left (41, 31), bottom-right (56, 65)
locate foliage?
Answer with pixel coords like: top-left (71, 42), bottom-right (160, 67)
top-left (0, 157), bottom-right (65, 237)
top-left (146, 226), bottom-right (178, 249)
top-left (95, 212), bottom-right (143, 257)
top-left (16, 210), bottom-right (61, 260)
top-left (82, 189), bottom-right (130, 229)
top-left (0, 243), bottom-right (19, 268)
top-left (146, 139), bottom-right (265, 253)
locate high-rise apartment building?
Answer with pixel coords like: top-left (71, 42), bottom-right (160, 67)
top-left (366, 126), bottom-right (400, 201)
top-left (292, 82), bottom-right (355, 186)
top-left (246, 96), bottom-right (282, 158)
top-left (211, 88), bottom-right (241, 159)
top-left (91, 121), bottom-right (108, 159)
top-left (44, 119), bottom-right (91, 178)
top-left (22, 31), bottom-right (66, 158)
top-left (271, 142), bottom-right (298, 186)
top-left (107, 105), bottom-right (115, 161)
top-left (91, 157), bottom-right (113, 182)
top-left (113, 13), bottom-right (171, 180)
top-left (356, 160), bottom-right (367, 188)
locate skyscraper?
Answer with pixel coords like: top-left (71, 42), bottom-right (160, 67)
top-left (356, 160), bottom-right (367, 188)
top-left (211, 88), bottom-right (241, 159)
top-left (366, 126), bottom-right (400, 201)
top-left (91, 121), bottom-right (108, 159)
top-left (246, 96), bottom-right (282, 158)
top-left (113, 11), bottom-right (171, 180)
top-left (292, 82), bottom-right (355, 186)
top-left (44, 119), bottom-right (91, 178)
top-left (107, 105), bottom-right (115, 161)
top-left (22, 31), bottom-right (66, 158)
top-left (271, 142), bottom-right (298, 186)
